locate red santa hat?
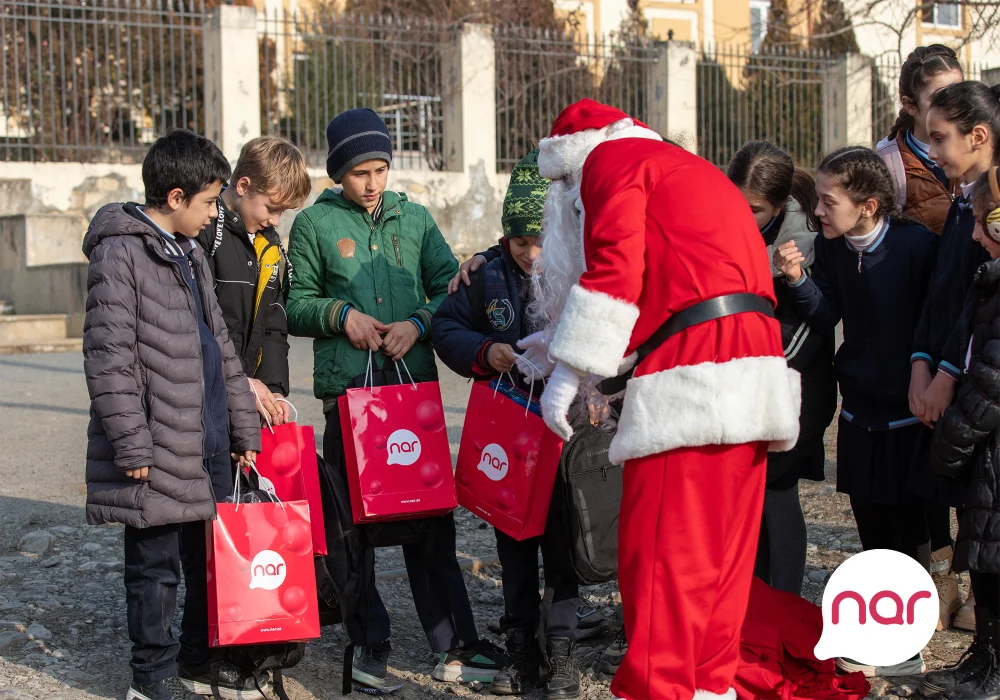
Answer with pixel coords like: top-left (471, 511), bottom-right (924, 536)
top-left (537, 99), bottom-right (661, 179)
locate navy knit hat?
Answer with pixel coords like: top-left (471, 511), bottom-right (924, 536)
top-left (325, 108), bottom-right (393, 183)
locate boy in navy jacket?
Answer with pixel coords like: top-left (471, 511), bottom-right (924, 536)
top-left (433, 151), bottom-right (583, 700)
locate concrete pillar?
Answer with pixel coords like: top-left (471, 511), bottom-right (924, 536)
top-left (823, 53), bottom-right (873, 152)
top-left (203, 5), bottom-right (261, 161)
top-left (441, 24), bottom-right (497, 175)
top-left (645, 42), bottom-right (697, 153)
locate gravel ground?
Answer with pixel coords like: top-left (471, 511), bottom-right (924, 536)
top-left (0, 339), bottom-right (974, 699)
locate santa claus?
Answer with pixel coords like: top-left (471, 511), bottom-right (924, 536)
top-left (529, 100), bottom-right (801, 700)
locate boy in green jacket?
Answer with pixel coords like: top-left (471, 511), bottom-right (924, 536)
top-left (286, 108), bottom-right (503, 690)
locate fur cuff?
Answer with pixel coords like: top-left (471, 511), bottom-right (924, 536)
top-left (693, 690), bottom-right (737, 700)
top-left (609, 356), bottom-right (801, 465)
top-left (549, 285), bottom-right (640, 378)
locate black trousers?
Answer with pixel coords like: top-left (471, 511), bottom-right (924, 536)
top-left (124, 452), bottom-right (233, 685)
top-left (755, 483), bottom-right (808, 596)
top-left (849, 494), bottom-right (932, 569)
top-left (324, 405), bottom-right (478, 652)
top-left (971, 571), bottom-right (1000, 628)
top-left (494, 527), bottom-right (580, 640)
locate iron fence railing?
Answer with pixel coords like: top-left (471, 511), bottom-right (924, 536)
top-left (871, 54), bottom-right (983, 145)
top-left (697, 44), bottom-right (835, 171)
top-left (1, 0), bottom-right (207, 163)
top-left (494, 26), bottom-right (657, 172)
top-left (259, 10), bottom-right (449, 171)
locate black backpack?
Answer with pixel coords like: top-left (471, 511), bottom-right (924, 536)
top-left (313, 359), bottom-right (442, 695)
top-left (552, 409), bottom-right (623, 586)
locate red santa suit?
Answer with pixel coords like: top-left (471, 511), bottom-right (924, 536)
top-left (534, 100), bottom-right (800, 700)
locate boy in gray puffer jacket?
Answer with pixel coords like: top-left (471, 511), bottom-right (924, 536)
top-left (82, 129), bottom-right (261, 700)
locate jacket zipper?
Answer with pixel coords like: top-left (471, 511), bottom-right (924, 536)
top-left (857, 250), bottom-right (863, 273)
top-left (392, 234), bottom-right (403, 267)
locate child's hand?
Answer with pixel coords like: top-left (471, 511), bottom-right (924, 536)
top-left (125, 466), bottom-right (149, 480)
top-left (488, 343), bottom-right (517, 372)
top-left (909, 361), bottom-right (932, 425)
top-left (345, 309), bottom-right (390, 352)
top-left (922, 371), bottom-right (957, 425)
top-left (449, 255), bottom-right (487, 294)
top-left (382, 321), bottom-right (420, 361)
top-left (774, 241), bottom-right (805, 283)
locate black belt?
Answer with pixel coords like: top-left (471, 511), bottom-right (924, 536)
top-left (598, 292), bottom-right (775, 395)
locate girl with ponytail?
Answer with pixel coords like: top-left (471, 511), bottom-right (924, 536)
top-left (875, 45), bottom-right (963, 234)
top-left (726, 141), bottom-right (836, 598)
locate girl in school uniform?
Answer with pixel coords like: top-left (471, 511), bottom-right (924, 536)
top-left (775, 146), bottom-right (938, 678)
top-left (727, 141), bottom-right (837, 597)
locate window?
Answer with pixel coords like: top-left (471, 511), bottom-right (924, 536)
top-left (751, 0), bottom-right (770, 52)
top-left (922, 2), bottom-right (961, 27)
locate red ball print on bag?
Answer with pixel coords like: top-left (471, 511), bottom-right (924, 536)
top-left (269, 442), bottom-right (301, 477)
top-left (415, 400), bottom-right (446, 433)
top-left (282, 520), bottom-right (312, 556)
top-left (281, 586), bottom-right (310, 617)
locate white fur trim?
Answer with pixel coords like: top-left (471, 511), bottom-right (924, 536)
top-left (609, 356), bottom-right (801, 465)
top-left (693, 689), bottom-right (737, 700)
top-left (549, 284), bottom-right (640, 378)
top-left (537, 119), bottom-right (662, 179)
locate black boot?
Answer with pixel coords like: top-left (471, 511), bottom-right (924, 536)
top-left (941, 642), bottom-right (1000, 700)
top-left (924, 609), bottom-right (997, 696)
top-left (545, 637), bottom-right (581, 700)
top-left (491, 629), bottom-right (541, 695)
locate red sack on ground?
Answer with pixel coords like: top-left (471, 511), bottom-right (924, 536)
top-left (254, 400), bottom-right (327, 555)
top-left (207, 495), bottom-right (320, 647)
top-left (455, 379), bottom-right (563, 541)
top-left (338, 362), bottom-right (456, 524)
top-left (735, 578), bottom-right (870, 700)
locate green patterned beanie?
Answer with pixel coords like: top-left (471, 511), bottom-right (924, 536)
top-left (502, 149), bottom-right (549, 239)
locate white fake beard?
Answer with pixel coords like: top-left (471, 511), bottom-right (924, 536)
top-left (528, 175), bottom-right (587, 332)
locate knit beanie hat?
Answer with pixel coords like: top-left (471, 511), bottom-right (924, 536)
top-left (501, 149), bottom-right (549, 239)
top-left (325, 108), bottom-right (393, 183)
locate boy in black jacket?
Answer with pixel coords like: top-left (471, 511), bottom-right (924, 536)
top-left (197, 136), bottom-right (313, 425)
top-left (432, 151), bottom-right (582, 700)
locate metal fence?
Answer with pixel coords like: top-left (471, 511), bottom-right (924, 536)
top-left (259, 10), bottom-right (449, 171)
top-left (871, 54), bottom-right (983, 145)
top-left (697, 44), bottom-right (835, 171)
top-left (494, 26), bottom-right (657, 172)
top-left (1, 0), bottom-right (207, 163)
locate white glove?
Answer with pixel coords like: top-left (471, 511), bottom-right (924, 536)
top-left (515, 331), bottom-right (556, 378)
top-left (540, 362), bottom-right (581, 441)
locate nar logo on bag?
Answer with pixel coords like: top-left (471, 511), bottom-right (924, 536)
top-left (249, 550), bottom-right (287, 590)
top-left (387, 429), bottom-right (422, 466)
top-left (478, 444), bottom-right (509, 481)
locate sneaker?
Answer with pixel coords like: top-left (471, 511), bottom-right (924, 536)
top-left (491, 628), bottom-right (541, 695)
top-left (597, 627), bottom-right (627, 680)
top-left (353, 641), bottom-right (391, 689)
top-left (836, 652), bottom-right (926, 678)
top-left (126, 678), bottom-right (202, 700)
top-left (178, 661), bottom-right (267, 699)
top-left (432, 639), bottom-right (506, 683)
top-left (932, 546), bottom-right (963, 631)
top-left (545, 637), bottom-right (581, 700)
top-left (957, 596), bottom-right (979, 632)
top-left (923, 641), bottom-right (995, 695)
top-left (941, 647), bottom-right (1000, 699)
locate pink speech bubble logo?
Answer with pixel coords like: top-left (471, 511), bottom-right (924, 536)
top-left (387, 429), bottom-right (421, 466)
top-left (249, 550), bottom-right (287, 591)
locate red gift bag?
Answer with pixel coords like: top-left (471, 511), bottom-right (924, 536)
top-left (253, 399), bottom-right (328, 555)
top-left (338, 357), bottom-right (457, 523)
top-left (207, 482), bottom-right (320, 647)
top-left (456, 379), bottom-right (563, 540)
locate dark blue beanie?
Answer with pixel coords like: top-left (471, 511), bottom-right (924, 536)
top-left (325, 108), bottom-right (393, 183)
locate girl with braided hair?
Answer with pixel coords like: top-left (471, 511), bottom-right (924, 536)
top-left (775, 146), bottom-right (939, 678)
top-left (875, 44), bottom-right (963, 234)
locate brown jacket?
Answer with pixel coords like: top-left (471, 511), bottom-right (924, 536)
top-left (876, 132), bottom-right (956, 235)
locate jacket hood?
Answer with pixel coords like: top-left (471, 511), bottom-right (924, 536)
top-left (82, 203), bottom-right (161, 259)
top-left (768, 197), bottom-right (818, 278)
top-left (977, 258), bottom-right (1000, 288)
top-left (315, 188), bottom-right (407, 211)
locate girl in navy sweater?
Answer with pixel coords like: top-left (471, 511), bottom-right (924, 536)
top-left (776, 146), bottom-right (938, 678)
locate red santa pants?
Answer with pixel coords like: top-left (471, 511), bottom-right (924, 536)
top-left (610, 442), bottom-right (768, 700)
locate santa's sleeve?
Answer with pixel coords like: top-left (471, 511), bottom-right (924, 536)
top-left (548, 146), bottom-right (645, 378)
